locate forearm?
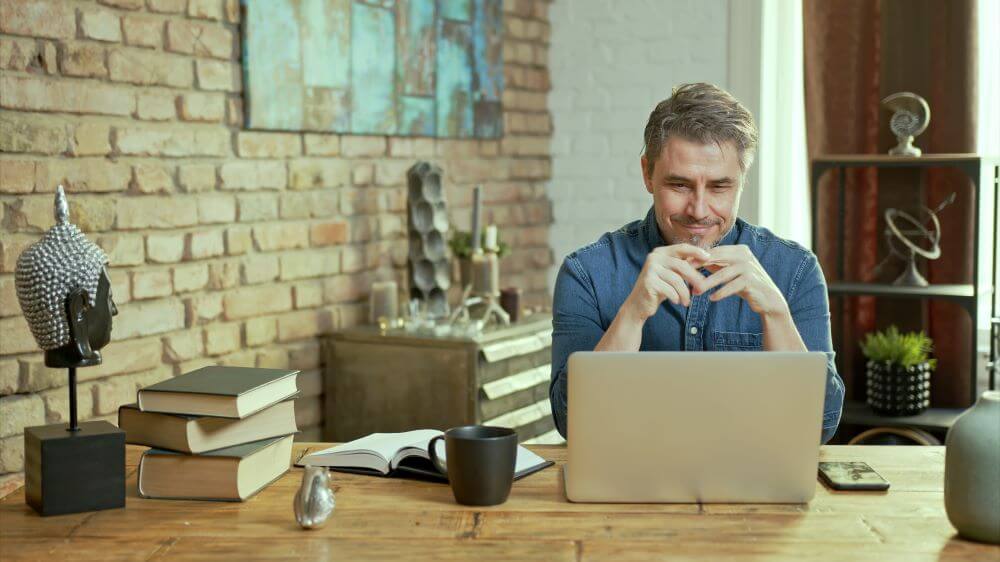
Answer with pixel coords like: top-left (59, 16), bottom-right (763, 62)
top-left (762, 306), bottom-right (808, 352)
top-left (594, 303), bottom-right (645, 352)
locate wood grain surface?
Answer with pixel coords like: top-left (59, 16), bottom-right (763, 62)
top-left (1, 444), bottom-right (995, 561)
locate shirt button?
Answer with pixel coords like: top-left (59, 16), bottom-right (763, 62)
top-left (689, 326), bottom-right (699, 335)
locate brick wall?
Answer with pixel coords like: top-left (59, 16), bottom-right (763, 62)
top-left (546, 0), bottom-right (729, 287)
top-left (0, 0), bottom-right (553, 484)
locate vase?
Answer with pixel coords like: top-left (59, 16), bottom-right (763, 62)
top-left (944, 390), bottom-right (1000, 544)
top-left (865, 360), bottom-right (931, 416)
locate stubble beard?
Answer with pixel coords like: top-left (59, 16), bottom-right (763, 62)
top-left (657, 210), bottom-right (731, 250)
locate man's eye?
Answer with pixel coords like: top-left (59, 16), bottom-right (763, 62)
top-left (668, 183), bottom-right (689, 190)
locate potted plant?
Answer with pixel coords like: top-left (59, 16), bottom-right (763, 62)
top-left (449, 229), bottom-right (511, 288)
top-left (860, 326), bottom-right (936, 416)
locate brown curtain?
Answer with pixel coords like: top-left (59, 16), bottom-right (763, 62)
top-left (804, 0), bottom-right (978, 407)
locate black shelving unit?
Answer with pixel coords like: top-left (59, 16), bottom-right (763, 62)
top-left (810, 154), bottom-right (999, 432)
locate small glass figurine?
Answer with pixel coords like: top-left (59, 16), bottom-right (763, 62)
top-left (294, 465), bottom-right (335, 529)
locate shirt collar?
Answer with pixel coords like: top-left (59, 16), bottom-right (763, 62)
top-left (641, 206), bottom-right (742, 251)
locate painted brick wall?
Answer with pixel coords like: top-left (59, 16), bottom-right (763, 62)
top-left (547, 0), bottom-right (729, 286)
top-left (0, 0), bottom-right (554, 485)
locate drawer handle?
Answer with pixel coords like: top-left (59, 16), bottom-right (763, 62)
top-left (481, 331), bottom-right (552, 362)
top-left (481, 364), bottom-right (551, 400)
top-left (484, 398), bottom-right (552, 429)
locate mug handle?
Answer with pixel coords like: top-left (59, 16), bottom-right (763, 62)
top-left (427, 435), bottom-right (447, 477)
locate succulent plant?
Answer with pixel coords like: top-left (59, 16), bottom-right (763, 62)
top-left (860, 326), bottom-right (937, 370)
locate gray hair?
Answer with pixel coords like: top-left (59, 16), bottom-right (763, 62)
top-left (642, 83), bottom-right (758, 177)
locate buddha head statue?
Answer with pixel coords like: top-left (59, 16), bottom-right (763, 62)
top-left (15, 186), bottom-right (117, 368)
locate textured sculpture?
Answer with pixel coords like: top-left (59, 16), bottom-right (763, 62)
top-left (881, 92), bottom-right (930, 157)
top-left (294, 466), bottom-right (335, 529)
top-left (407, 162), bottom-right (451, 317)
top-left (16, 187), bottom-right (111, 354)
top-left (15, 185), bottom-right (124, 517)
top-left (872, 193), bottom-right (955, 287)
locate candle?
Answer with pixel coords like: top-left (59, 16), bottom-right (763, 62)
top-left (369, 281), bottom-right (399, 327)
top-left (471, 252), bottom-right (500, 296)
top-left (500, 288), bottom-right (521, 323)
top-left (484, 225), bottom-right (497, 251)
top-left (470, 185), bottom-right (482, 254)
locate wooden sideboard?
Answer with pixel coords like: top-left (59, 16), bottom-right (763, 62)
top-left (323, 314), bottom-right (559, 443)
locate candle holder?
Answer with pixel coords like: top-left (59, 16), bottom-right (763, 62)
top-left (369, 281), bottom-right (402, 332)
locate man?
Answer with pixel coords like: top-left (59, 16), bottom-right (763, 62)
top-left (549, 83), bottom-right (845, 444)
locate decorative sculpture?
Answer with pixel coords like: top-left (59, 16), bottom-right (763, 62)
top-left (449, 186), bottom-right (509, 329)
top-left (15, 186), bottom-right (125, 516)
top-left (407, 162), bottom-right (451, 317)
top-left (872, 193), bottom-right (955, 287)
top-left (294, 465), bottom-right (336, 529)
top-left (881, 92), bottom-right (930, 157)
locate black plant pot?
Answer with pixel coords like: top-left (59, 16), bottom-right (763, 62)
top-left (866, 360), bottom-right (932, 416)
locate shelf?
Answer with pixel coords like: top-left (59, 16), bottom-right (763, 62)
top-left (814, 153), bottom-right (984, 165)
top-left (827, 282), bottom-right (975, 302)
top-left (841, 400), bottom-right (965, 432)
top-left (812, 154), bottom-right (996, 171)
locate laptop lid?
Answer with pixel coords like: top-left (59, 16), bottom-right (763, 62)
top-left (565, 351), bottom-right (827, 503)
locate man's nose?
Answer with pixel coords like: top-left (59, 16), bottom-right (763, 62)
top-left (687, 190), bottom-right (708, 218)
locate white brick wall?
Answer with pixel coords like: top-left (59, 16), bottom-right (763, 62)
top-left (547, 0), bottom-right (731, 286)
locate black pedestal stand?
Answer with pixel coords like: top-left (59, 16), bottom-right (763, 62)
top-left (24, 367), bottom-right (125, 516)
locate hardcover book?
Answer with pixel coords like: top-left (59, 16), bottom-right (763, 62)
top-left (137, 435), bottom-right (293, 501)
top-left (118, 398), bottom-right (298, 454)
top-left (137, 366), bottom-right (298, 418)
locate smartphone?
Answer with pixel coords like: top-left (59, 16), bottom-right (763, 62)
top-left (818, 461), bottom-right (890, 491)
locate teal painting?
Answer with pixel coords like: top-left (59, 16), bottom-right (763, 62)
top-left (242, 0), bottom-right (504, 138)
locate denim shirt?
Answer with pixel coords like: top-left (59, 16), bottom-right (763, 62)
top-left (549, 207), bottom-right (845, 444)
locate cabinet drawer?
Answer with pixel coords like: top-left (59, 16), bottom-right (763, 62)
top-left (482, 397), bottom-right (553, 441)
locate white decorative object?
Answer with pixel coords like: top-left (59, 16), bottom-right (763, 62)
top-left (407, 162), bottom-right (450, 317)
top-left (484, 225), bottom-right (498, 251)
top-left (881, 92), bottom-right (930, 156)
top-left (294, 466), bottom-right (335, 530)
top-left (944, 391), bottom-right (1000, 544)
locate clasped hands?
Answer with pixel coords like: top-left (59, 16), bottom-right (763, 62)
top-left (624, 243), bottom-right (789, 321)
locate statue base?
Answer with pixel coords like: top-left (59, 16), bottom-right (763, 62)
top-left (24, 420), bottom-right (125, 516)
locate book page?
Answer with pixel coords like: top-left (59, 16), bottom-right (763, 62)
top-left (512, 446), bottom-right (548, 474)
top-left (393, 435), bottom-right (550, 475)
top-left (302, 430), bottom-right (441, 471)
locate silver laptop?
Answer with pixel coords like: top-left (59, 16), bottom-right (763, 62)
top-left (565, 351), bottom-right (827, 503)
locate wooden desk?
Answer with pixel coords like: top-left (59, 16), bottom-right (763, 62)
top-left (0, 444), bottom-right (993, 561)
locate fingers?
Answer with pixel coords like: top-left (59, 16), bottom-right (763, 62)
top-left (648, 250), bottom-right (710, 293)
top-left (710, 277), bottom-right (746, 301)
top-left (647, 276), bottom-right (681, 306)
top-left (666, 258), bottom-right (710, 294)
top-left (652, 266), bottom-right (691, 306)
top-left (699, 264), bottom-right (743, 294)
top-left (704, 244), bottom-right (752, 265)
top-left (662, 243), bottom-right (711, 263)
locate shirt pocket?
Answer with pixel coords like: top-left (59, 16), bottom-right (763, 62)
top-left (709, 331), bottom-right (764, 351)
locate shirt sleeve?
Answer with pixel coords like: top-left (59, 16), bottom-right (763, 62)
top-left (549, 255), bottom-right (606, 439)
top-left (787, 252), bottom-right (845, 444)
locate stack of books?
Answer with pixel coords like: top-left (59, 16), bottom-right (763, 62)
top-left (118, 366), bottom-right (300, 502)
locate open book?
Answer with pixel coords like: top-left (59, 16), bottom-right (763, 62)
top-left (297, 430), bottom-right (553, 482)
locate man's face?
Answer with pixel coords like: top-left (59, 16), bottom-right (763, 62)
top-left (640, 136), bottom-right (742, 249)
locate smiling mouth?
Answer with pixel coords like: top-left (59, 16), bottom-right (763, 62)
top-left (682, 224), bottom-right (714, 232)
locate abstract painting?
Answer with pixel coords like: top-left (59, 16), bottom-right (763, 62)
top-left (242, 0), bottom-right (504, 138)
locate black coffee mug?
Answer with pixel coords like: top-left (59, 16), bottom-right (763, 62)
top-left (428, 425), bottom-right (517, 506)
